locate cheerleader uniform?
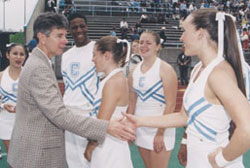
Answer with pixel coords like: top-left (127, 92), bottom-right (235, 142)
top-left (183, 56), bottom-right (244, 168)
top-left (90, 68), bottom-right (133, 168)
top-left (133, 57), bottom-right (176, 150)
top-left (61, 41), bottom-right (97, 168)
top-left (0, 67), bottom-right (18, 140)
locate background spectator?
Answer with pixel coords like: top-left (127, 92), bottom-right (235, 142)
top-left (110, 26), bottom-right (117, 36)
top-left (177, 46), bottom-right (191, 85)
top-left (120, 18), bottom-right (129, 39)
top-left (241, 28), bottom-right (249, 50)
top-left (159, 27), bottom-right (166, 45)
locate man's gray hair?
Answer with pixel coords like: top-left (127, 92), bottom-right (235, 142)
top-left (33, 12), bottom-right (68, 42)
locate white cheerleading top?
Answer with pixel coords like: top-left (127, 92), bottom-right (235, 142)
top-left (133, 57), bottom-right (165, 111)
top-left (0, 66), bottom-right (18, 107)
top-left (183, 56), bottom-right (231, 143)
top-left (0, 66), bottom-right (19, 140)
top-left (90, 68), bottom-right (133, 168)
top-left (132, 57), bottom-right (176, 151)
top-left (61, 41), bottom-right (98, 111)
top-left (89, 68), bottom-right (126, 118)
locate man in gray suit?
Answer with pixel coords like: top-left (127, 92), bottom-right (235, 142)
top-left (7, 12), bottom-right (135, 168)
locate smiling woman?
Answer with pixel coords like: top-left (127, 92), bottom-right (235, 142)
top-left (0, 43), bottom-right (27, 168)
top-left (124, 8), bottom-right (250, 168)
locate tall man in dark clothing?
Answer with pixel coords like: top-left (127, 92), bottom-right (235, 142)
top-left (177, 46), bottom-right (191, 85)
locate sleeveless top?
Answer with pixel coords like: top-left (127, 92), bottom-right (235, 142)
top-left (0, 66), bottom-right (19, 106)
top-left (61, 41), bottom-right (98, 111)
top-left (133, 57), bottom-right (165, 110)
top-left (183, 57), bottom-right (231, 143)
top-left (90, 68), bottom-right (127, 118)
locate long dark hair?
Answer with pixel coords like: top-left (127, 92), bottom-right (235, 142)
top-left (191, 8), bottom-right (244, 137)
top-left (191, 8), bottom-right (245, 96)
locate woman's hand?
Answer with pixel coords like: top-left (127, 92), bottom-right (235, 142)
top-left (208, 147), bottom-right (222, 168)
top-left (153, 133), bottom-right (165, 153)
top-left (4, 104), bottom-right (16, 113)
top-left (122, 112), bottom-right (139, 128)
top-left (84, 141), bottom-right (97, 162)
top-left (178, 143), bottom-right (187, 167)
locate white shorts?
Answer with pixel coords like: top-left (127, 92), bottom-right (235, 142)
top-left (65, 106), bottom-right (92, 168)
top-left (135, 104), bottom-right (176, 151)
top-left (0, 109), bottom-right (16, 140)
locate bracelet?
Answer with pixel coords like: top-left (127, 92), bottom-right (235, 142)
top-left (215, 149), bottom-right (230, 167)
top-left (181, 138), bottom-right (187, 145)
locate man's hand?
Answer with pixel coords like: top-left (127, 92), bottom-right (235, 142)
top-left (107, 118), bottom-right (136, 141)
top-left (178, 143), bottom-right (187, 167)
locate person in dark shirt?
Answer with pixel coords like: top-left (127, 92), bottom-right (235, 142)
top-left (177, 46), bottom-right (191, 85)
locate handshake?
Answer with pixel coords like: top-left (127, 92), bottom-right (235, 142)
top-left (107, 113), bottom-right (138, 141)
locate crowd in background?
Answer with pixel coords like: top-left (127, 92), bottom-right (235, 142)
top-left (42, 0), bottom-right (250, 50)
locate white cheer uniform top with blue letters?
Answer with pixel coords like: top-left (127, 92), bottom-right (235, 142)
top-left (0, 66), bottom-right (19, 139)
top-left (183, 57), bottom-right (244, 168)
top-left (183, 57), bottom-right (231, 143)
top-left (61, 41), bottom-right (98, 111)
top-left (132, 57), bottom-right (175, 151)
top-left (90, 68), bottom-right (133, 168)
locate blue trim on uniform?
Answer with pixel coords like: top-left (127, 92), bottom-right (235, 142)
top-left (62, 71), bottom-right (96, 90)
top-left (96, 77), bottom-right (100, 94)
top-left (83, 83), bottom-right (94, 100)
top-left (154, 93), bottom-right (165, 99)
top-left (93, 98), bottom-right (102, 106)
top-left (62, 66), bottom-right (96, 85)
top-left (62, 66), bottom-right (97, 104)
top-left (196, 120), bottom-right (217, 135)
top-left (89, 98), bottom-right (102, 117)
top-left (64, 82), bottom-right (69, 91)
top-left (151, 95), bottom-right (166, 104)
top-left (134, 80), bottom-right (165, 103)
top-left (135, 80), bottom-right (162, 96)
top-left (186, 97), bottom-right (205, 115)
top-left (193, 122), bottom-right (216, 141)
top-left (186, 100), bottom-right (217, 141)
top-left (79, 85), bottom-right (94, 105)
top-left (0, 87), bottom-right (17, 103)
top-left (135, 84), bottom-right (162, 100)
top-left (187, 104), bottom-right (212, 126)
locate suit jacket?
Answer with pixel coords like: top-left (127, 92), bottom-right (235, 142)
top-left (177, 52), bottom-right (191, 68)
top-left (8, 48), bottom-right (108, 168)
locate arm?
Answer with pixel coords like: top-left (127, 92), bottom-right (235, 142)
top-left (126, 68), bottom-right (137, 115)
top-left (126, 105), bottom-right (188, 129)
top-left (207, 66), bottom-right (250, 165)
top-left (0, 72), bottom-right (16, 113)
top-left (153, 62), bottom-right (178, 152)
top-left (86, 76), bottom-right (124, 159)
top-left (130, 62), bottom-right (202, 128)
top-left (178, 126), bottom-right (187, 167)
top-left (97, 78), bottom-right (123, 120)
top-left (30, 66), bottom-right (108, 144)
